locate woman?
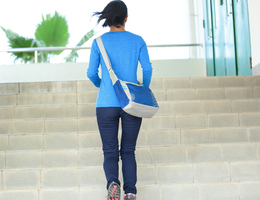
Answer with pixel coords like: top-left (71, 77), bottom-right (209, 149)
top-left (87, 1), bottom-right (152, 199)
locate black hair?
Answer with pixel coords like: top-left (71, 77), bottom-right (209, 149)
top-left (93, 0), bottom-right (128, 28)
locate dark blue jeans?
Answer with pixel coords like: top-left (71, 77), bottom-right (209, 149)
top-left (96, 107), bottom-right (142, 194)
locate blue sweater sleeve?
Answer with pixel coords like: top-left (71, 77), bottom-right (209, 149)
top-left (87, 40), bottom-right (101, 88)
top-left (139, 42), bottom-right (153, 87)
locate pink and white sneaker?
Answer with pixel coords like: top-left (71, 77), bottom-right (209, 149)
top-left (107, 181), bottom-right (121, 200)
top-left (124, 193), bottom-right (136, 200)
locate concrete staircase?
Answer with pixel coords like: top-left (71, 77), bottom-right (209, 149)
top-left (0, 76), bottom-right (260, 200)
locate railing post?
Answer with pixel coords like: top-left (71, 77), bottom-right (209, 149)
top-left (35, 50), bottom-right (38, 63)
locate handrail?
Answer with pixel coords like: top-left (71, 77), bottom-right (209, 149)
top-left (0, 44), bottom-right (202, 52)
top-left (0, 43), bottom-right (203, 63)
top-left (148, 44), bottom-right (202, 48)
top-left (0, 46), bottom-right (91, 52)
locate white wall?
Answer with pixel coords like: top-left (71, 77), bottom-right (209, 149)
top-left (138, 59), bottom-right (206, 78)
top-left (248, 0), bottom-right (260, 73)
top-left (0, 59), bottom-right (206, 83)
top-left (188, 0), bottom-right (205, 59)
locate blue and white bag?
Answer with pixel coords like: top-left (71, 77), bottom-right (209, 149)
top-left (96, 37), bottom-right (159, 118)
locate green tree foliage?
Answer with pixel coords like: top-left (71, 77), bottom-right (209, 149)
top-left (0, 27), bottom-right (46, 63)
top-left (1, 27), bottom-right (35, 63)
top-left (35, 11), bottom-right (70, 55)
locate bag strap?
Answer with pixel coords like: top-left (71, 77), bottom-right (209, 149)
top-left (96, 36), bottom-right (118, 84)
top-left (96, 37), bottom-right (113, 72)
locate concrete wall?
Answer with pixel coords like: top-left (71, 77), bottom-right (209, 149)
top-left (0, 59), bottom-right (206, 83)
top-left (138, 59), bottom-right (206, 78)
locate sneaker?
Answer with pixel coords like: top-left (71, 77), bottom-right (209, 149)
top-left (124, 193), bottom-right (136, 200)
top-left (107, 181), bottom-right (121, 200)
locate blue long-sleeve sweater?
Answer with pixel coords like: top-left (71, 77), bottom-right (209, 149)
top-left (87, 31), bottom-right (153, 107)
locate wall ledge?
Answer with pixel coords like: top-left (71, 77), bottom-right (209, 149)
top-left (0, 59), bottom-right (206, 83)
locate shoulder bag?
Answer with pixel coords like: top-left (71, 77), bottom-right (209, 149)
top-left (96, 36), bottom-right (159, 118)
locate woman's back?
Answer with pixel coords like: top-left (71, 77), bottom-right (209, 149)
top-left (88, 31), bottom-right (152, 107)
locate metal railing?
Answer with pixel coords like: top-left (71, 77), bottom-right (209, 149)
top-left (0, 44), bottom-right (203, 63)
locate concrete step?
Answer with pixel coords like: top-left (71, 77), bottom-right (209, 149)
top-left (164, 86), bottom-right (260, 101)
top-left (0, 181), bottom-right (260, 200)
top-left (1, 162), bottom-right (260, 199)
top-left (1, 86), bottom-right (260, 106)
top-left (0, 81), bottom-right (98, 95)
top-left (1, 112), bottom-right (260, 134)
top-left (1, 127), bottom-right (260, 151)
top-left (1, 99), bottom-right (260, 119)
top-left (0, 142), bottom-right (259, 169)
top-left (1, 76), bottom-right (259, 95)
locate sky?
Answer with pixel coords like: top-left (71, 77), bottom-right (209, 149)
top-left (0, 0), bottom-right (194, 64)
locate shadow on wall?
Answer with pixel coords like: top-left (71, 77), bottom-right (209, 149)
top-left (253, 63), bottom-right (260, 75)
